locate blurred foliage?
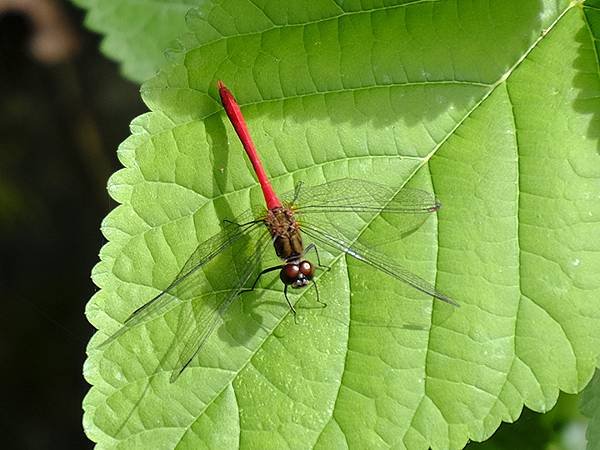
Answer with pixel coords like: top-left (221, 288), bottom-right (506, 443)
top-left (468, 392), bottom-right (587, 450)
top-left (72, 0), bottom-right (199, 83)
top-left (581, 370), bottom-right (600, 450)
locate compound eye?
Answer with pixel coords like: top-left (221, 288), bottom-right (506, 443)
top-left (299, 260), bottom-right (314, 279)
top-left (280, 264), bottom-right (300, 285)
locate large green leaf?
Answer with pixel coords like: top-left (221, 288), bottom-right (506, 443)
top-left (84, 0), bottom-right (600, 448)
top-left (73, 0), bottom-right (199, 83)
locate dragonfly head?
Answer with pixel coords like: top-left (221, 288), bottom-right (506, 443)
top-left (280, 260), bottom-right (315, 288)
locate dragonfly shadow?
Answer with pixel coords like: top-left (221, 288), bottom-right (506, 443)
top-left (203, 114), bottom-right (240, 225)
top-left (204, 113), bottom-right (272, 229)
top-left (212, 286), bottom-right (293, 349)
top-left (240, 287), bottom-right (432, 338)
top-left (334, 318), bottom-right (429, 332)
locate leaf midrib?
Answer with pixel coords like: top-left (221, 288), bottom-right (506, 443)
top-left (399, 3), bottom-right (579, 445)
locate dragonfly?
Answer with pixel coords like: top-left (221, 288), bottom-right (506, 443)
top-left (100, 81), bottom-right (458, 382)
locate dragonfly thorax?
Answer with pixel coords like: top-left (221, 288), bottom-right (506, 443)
top-left (280, 260), bottom-right (315, 288)
top-left (265, 206), bottom-right (304, 260)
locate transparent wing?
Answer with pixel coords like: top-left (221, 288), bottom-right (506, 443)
top-left (98, 211), bottom-right (264, 348)
top-left (174, 210), bottom-right (261, 280)
top-left (168, 230), bottom-right (273, 382)
top-left (300, 221), bottom-right (458, 306)
top-left (285, 178), bottom-right (440, 214)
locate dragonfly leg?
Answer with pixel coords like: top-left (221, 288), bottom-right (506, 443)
top-left (304, 243), bottom-right (330, 271)
top-left (240, 264), bottom-right (283, 293)
top-left (312, 279), bottom-right (327, 308)
top-left (223, 218), bottom-right (262, 228)
top-left (284, 285), bottom-right (298, 323)
top-left (292, 181), bottom-right (304, 203)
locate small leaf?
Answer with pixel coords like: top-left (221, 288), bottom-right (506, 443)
top-left (84, 1), bottom-right (600, 448)
top-left (73, 0), bottom-right (199, 82)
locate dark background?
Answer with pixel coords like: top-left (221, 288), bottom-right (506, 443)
top-left (0, 2), bottom-right (144, 448)
top-left (0, 2), bottom-right (587, 449)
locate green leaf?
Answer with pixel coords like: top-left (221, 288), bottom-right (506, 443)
top-left (73, 0), bottom-right (199, 83)
top-left (84, 0), bottom-right (600, 448)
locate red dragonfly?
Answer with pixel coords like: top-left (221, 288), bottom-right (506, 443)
top-left (101, 81), bottom-right (457, 381)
